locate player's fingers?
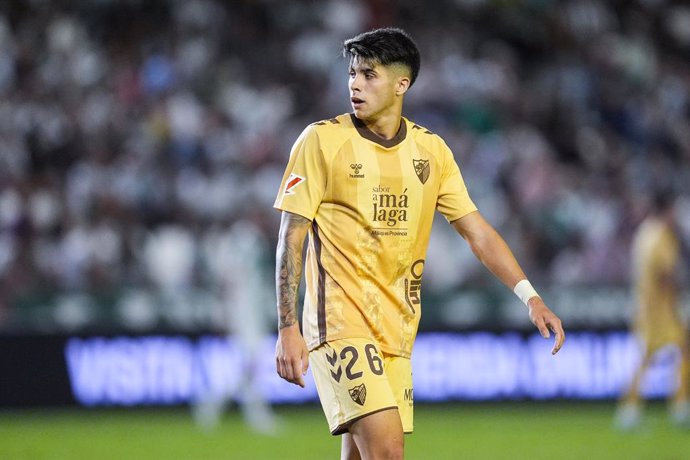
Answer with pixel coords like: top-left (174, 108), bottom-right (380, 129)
top-left (534, 316), bottom-right (550, 339)
top-left (279, 356), bottom-right (299, 383)
top-left (549, 320), bottom-right (565, 355)
top-left (291, 358), bottom-right (305, 388)
top-left (551, 331), bottom-right (564, 355)
top-left (276, 356), bottom-right (289, 380)
top-left (276, 353), bottom-right (306, 387)
top-left (301, 350), bottom-right (310, 376)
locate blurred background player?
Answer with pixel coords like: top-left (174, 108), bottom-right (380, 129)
top-left (615, 190), bottom-right (690, 429)
top-left (193, 210), bottom-right (279, 434)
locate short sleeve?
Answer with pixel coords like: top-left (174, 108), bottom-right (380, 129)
top-left (273, 125), bottom-right (327, 220)
top-left (436, 141), bottom-right (477, 222)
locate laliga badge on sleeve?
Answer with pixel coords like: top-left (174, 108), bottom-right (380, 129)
top-left (284, 173), bottom-right (305, 195)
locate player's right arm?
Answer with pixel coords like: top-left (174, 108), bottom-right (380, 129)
top-left (275, 210), bottom-right (311, 387)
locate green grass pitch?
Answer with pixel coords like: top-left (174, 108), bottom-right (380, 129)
top-left (0, 402), bottom-right (687, 459)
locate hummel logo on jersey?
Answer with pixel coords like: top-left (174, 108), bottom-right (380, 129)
top-left (327, 349), bottom-right (342, 382)
top-left (349, 163), bottom-right (364, 178)
top-left (413, 159), bottom-right (430, 184)
top-left (283, 173), bottom-right (305, 195)
top-left (349, 384), bottom-right (367, 406)
top-left (412, 124), bottom-right (433, 135)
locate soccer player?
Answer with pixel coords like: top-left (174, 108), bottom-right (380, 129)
top-left (615, 190), bottom-right (690, 429)
top-left (194, 216), bottom-right (279, 434)
top-left (274, 28), bottom-right (565, 459)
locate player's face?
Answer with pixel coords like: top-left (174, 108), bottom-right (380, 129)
top-left (348, 58), bottom-right (406, 122)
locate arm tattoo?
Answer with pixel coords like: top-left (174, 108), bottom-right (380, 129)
top-left (276, 212), bottom-right (310, 329)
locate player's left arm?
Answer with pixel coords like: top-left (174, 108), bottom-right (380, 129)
top-left (451, 211), bottom-right (565, 355)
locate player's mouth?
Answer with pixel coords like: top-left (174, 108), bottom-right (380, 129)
top-left (351, 97), bottom-right (365, 108)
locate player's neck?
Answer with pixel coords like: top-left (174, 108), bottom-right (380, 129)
top-left (358, 111), bottom-right (403, 140)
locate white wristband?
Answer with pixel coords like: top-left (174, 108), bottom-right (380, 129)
top-left (513, 279), bottom-right (540, 306)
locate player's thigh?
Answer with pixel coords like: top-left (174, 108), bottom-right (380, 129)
top-left (310, 338), bottom-right (400, 435)
top-left (348, 407), bottom-right (404, 460)
top-left (341, 433), bottom-right (361, 460)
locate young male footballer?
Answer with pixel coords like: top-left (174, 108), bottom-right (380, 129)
top-left (615, 191), bottom-right (689, 429)
top-left (274, 27), bottom-right (565, 459)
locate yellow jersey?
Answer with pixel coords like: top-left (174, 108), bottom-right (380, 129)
top-left (631, 216), bottom-right (683, 348)
top-left (274, 113), bottom-right (476, 357)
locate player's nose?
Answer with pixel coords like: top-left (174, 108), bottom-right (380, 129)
top-left (349, 73), bottom-right (362, 92)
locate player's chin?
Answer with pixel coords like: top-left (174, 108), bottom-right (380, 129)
top-left (351, 105), bottom-right (367, 118)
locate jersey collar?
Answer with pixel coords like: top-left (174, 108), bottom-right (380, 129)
top-left (350, 114), bottom-right (407, 148)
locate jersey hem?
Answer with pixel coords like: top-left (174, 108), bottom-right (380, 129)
top-left (307, 334), bottom-right (412, 359)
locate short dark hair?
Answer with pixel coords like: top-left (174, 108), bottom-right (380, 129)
top-left (343, 27), bottom-right (421, 87)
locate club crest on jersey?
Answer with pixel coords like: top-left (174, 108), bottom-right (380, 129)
top-left (413, 159), bottom-right (429, 184)
top-left (283, 173), bottom-right (305, 195)
top-left (349, 384), bottom-right (367, 406)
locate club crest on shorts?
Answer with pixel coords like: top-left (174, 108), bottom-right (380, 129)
top-left (349, 384), bottom-right (367, 406)
top-left (413, 159), bottom-right (429, 184)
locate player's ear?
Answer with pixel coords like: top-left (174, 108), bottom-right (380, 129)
top-left (395, 76), bottom-right (411, 96)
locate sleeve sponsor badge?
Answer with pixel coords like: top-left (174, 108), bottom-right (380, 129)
top-left (283, 173), bottom-right (306, 195)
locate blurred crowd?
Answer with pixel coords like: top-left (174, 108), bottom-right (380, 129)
top-left (1, 0), bottom-right (689, 330)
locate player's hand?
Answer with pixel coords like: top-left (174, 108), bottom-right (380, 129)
top-left (527, 297), bottom-right (565, 355)
top-left (276, 323), bottom-right (310, 387)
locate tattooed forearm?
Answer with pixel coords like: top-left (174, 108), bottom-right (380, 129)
top-left (276, 212), bottom-right (311, 329)
top-left (277, 243), bottom-right (302, 328)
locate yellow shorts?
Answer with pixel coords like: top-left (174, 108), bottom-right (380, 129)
top-left (635, 321), bottom-right (686, 353)
top-left (310, 338), bottom-right (414, 435)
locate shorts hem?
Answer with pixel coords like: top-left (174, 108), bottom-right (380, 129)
top-left (330, 406), bottom-right (399, 436)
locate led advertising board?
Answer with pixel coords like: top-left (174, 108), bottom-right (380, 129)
top-left (62, 332), bottom-right (679, 406)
